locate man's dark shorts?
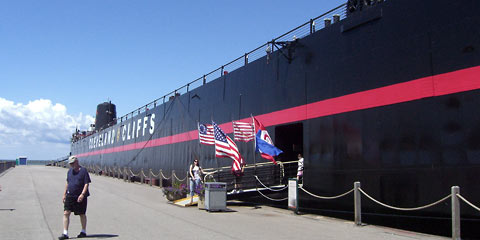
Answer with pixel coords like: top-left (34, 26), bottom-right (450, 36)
top-left (64, 195), bottom-right (87, 215)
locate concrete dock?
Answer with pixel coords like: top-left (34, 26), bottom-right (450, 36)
top-left (0, 166), bottom-right (447, 240)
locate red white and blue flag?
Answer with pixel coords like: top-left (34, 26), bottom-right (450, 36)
top-left (213, 122), bottom-right (244, 172)
top-left (232, 121), bottom-right (255, 142)
top-left (198, 123), bottom-right (214, 145)
top-left (254, 117), bottom-right (283, 164)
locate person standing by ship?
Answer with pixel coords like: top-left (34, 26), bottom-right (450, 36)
top-left (189, 159), bottom-right (204, 204)
top-left (58, 156), bottom-right (91, 240)
top-left (297, 153), bottom-right (304, 184)
top-left (232, 162), bottom-right (245, 193)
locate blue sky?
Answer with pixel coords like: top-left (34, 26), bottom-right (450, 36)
top-left (0, 0), bottom-right (345, 159)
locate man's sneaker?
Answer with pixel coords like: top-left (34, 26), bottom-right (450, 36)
top-left (58, 234), bottom-right (69, 240)
top-left (77, 232), bottom-right (87, 238)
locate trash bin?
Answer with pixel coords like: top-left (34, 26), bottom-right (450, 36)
top-left (205, 182), bottom-right (227, 211)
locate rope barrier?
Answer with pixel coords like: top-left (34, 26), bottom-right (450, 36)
top-left (457, 194), bottom-right (480, 212)
top-left (254, 176), bottom-right (288, 192)
top-left (300, 187), bottom-right (354, 200)
top-left (130, 169), bottom-right (140, 177)
top-left (173, 172), bottom-right (187, 182)
top-left (359, 188), bottom-right (451, 211)
top-left (160, 171), bottom-right (172, 180)
top-left (255, 187), bottom-right (288, 202)
top-left (150, 169), bottom-right (159, 178)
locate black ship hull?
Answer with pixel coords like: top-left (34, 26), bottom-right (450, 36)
top-left (72, 0), bottom-right (480, 237)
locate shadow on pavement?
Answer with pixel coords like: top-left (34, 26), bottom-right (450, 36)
top-left (83, 234), bottom-right (119, 238)
top-left (226, 201), bottom-right (260, 208)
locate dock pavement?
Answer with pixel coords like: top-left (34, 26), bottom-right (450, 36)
top-left (0, 166), bottom-right (447, 240)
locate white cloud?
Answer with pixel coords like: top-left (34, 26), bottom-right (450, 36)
top-left (0, 98), bottom-right (94, 159)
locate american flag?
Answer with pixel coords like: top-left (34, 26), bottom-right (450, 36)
top-left (198, 123), bottom-right (214, 145)
top-left (232, 121), bottom-right (254, 142)
top-left (213, 122), bottom-right (244, 171)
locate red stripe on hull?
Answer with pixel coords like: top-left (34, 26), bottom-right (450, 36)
top-left (77, 65), bottom-right (480, 157)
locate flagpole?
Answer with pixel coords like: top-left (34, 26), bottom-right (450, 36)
top-left (212, 120), bottom-right (220, 182)
top-left (251, 114), bottom-right (256, 178)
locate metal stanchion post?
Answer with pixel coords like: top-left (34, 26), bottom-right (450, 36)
top-left (140, 168), bottom-right (144, 184)
top-left (149, 169), bottom-right (153, 186)
top-left (186, 170), bottom-right (190, 191)
top-left (354, 181), bottom-right (362, 226)
top-left (288, 178), bottom-right (299, 214)
top-left (123, 167), bottom-right (127, 181)
top-left (159, 170), bottom-right (163, 188)
top-left (451, 186), bottom-right (461, 240)
top-left (172, 170), bottom-right (176, 187)
top-left (128, 167), bottom-right (132, 182)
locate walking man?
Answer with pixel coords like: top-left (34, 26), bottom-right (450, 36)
top-left (59, 156), bottom-right (91, 239)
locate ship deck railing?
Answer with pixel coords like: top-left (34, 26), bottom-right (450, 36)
top-left (70, 2), bottom-right (362, 143)
top-left (115, 3), bottom-right (348, 122)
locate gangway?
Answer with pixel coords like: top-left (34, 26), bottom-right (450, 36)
top-left (174, 195), bottom-right (199, 207)
top-left (174, 161), bottom-right (298, 207)
top-left (202, 160), bottom-right (298, 198)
